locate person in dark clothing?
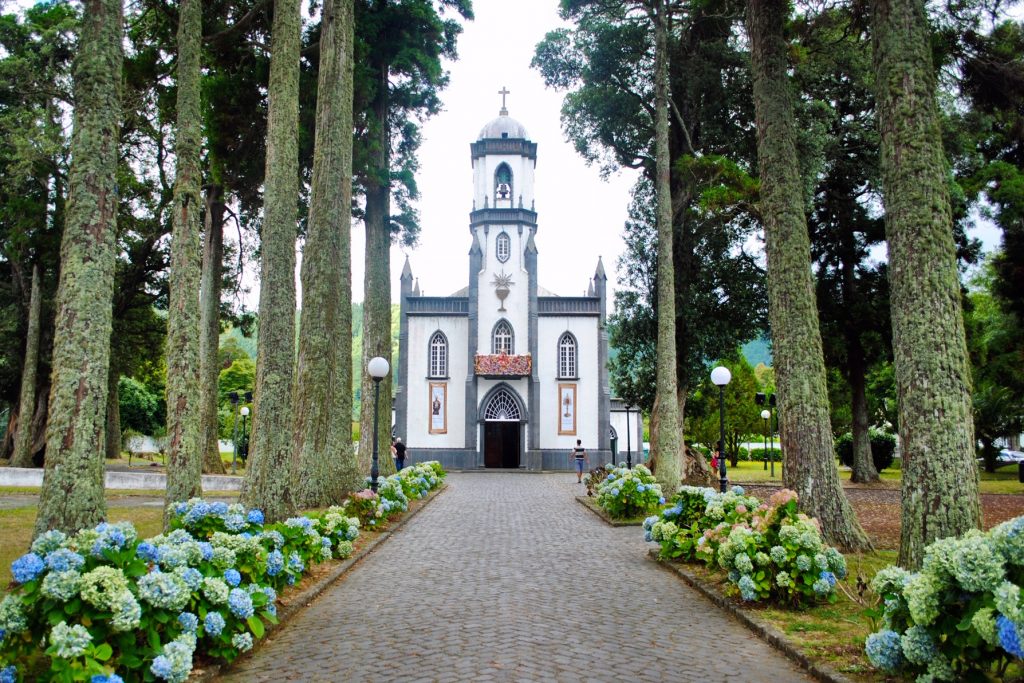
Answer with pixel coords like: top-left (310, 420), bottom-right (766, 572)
top-left (394, 437), bottom-right (407, 471)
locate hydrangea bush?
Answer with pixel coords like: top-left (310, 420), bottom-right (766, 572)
top-left (594, 464), bottom-right (665, 519)
top-left (864, 516), bottom-right (1024, 681)
top-left (644, 487), bottom-right (846, 606)
top-left (0, 462), bottom-right (446, 682)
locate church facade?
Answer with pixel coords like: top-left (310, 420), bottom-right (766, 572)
top-left (395, 105), bottom-right (612, 470)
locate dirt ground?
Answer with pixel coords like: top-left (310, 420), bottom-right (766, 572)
top-left (743, 484), bottom-right (1023, 549)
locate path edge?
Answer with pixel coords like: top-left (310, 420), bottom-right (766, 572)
top-left (189, 483), bottom-right (449, 681)
top-left (647, 549), bottom-right (855, 683)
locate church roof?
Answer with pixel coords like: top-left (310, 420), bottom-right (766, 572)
top-left (478, 112), bottom-right (530, 141)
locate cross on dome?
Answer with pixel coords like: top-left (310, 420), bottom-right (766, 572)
top-left (498, 86), bottom-right (510, 115)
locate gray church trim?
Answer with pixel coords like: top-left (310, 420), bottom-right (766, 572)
top-left (465, 237), bottom-right (482, 466)
top-left (538, 297), bottom-right (600, 315)
top-left (470, 138), bottom-right (538, 161)
top-left (407, 297), bottom-right (469, 315)
top-left (396, 259), bottom-right (414, 443)
top-left (478, 381), bottom-right (529, 424)
top-left (526, 230), bottom-right (541, 471)
top-left (490, 318), bottom-right (515, 354)
top-left (469, 208), bottom-right (538, 229)
top-left (555, 330), bottom-right (580, 380)
top-left (427, 329), bottom-right (449, 378)
top-left (595, 257), bottom-right (611, 454)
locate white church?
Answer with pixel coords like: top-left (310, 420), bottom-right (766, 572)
top-left (395, 101), bottom-right (631, 470)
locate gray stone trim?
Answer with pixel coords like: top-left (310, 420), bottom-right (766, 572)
top-left (427, 329), bottom-right (449, 378)
top-left (477, 381), bottom-right (529, 423)
top-left (396, 265), bottom-right (413, 443)
top-left (526, 234), bottom-right (540, 465)
top-left (538, 297), bottom-right (600, 315)
top-left (402, 448), bottom-right (480, 472)
top-left (469, 208), bottom-right (538, 229)
top-left (407, 297), bottom-right (469, 315)
top-left (470, 138), bottom-right (538, 161)
top-left (595, 267), bottom-right (611, 453)
top-left (465, 238), bottom-right (482, 466)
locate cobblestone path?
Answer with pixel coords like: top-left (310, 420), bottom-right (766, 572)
top-left (218, 473), bottom-right (814, 682)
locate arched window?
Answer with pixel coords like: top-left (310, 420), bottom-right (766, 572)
top-left (429, 331), bottom-right (448, 377)
top-left (558, 332), bottom-right (577, 378)
top-left (484, 388), bottom-right (522, 421)
top-left (492, 319), bottom-right (514, 354)
top-left (494, 163), bottom-right (513, 206)
top-left (496, 231), bottom-right (511, 263)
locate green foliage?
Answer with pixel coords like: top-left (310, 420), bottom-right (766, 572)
top-left (218, 357), bottom-right (255, 406)
top-left (117, 376), bottom-right (162, 436)
top-left (835, 430), bottom-right (897, 472)
top-left (594, 464), bottom-right (663, 519)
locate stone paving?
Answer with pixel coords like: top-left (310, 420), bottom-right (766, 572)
top-left (217, 473), bottom-right (814, 683)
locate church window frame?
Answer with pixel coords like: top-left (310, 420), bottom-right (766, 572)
top-left (428, 330), bottom-right (448, 378)
top-left (557, 331), bottom-right (578, 379)
top-left (494, 163), bottom-right (513, 205)
top-left (492, 319), bottom-right (514, 355)
top-left (496, 231), bottom-right (511, 263)
top-left (483, 387), bottom-right (522, 421)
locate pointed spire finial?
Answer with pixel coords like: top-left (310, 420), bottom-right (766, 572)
top-left (595, 255), bottom-right (607, 280)
top-left (401, 255), bottom-right (413, 280)
top-left (498, 86), bottom-right (510, 115)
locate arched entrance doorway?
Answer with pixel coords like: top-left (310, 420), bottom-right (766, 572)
top-left (482, 387), bottom-right (523, 468)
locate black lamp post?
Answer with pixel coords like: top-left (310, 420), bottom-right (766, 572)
top-left (625, 404), bottom-right (633, 470)
top-left (761, 409), bottom-right (770, 472)
top-left (769, 393), bottom-right (777, 478)
top-left (240, 406), bottom-right (250, 463)
top-left (711, 366), bottom-right (732, 493)
top-left (367, 356), bottom-right (390, 492)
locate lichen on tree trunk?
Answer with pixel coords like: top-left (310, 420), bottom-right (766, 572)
top-left (104, 364), bottom-right (120, 460)
top-left (650, 0), bottom-right (683, 493)
top-left (241, 0), bottom-right (300, 522)
top-left (199, 185), bottom-right (226, 474)
top-left (164, 0), bottom-right (205, 514)
top-left (34, 0), bottom-right (123, 537)
top-left (11, 266), bottom-right (42, 468)
top-left (294, 0), bottom-right (359, 507)
top-left (746, 0), bottom-right (871, 551)
top-left (870, 0), bottom-right (980, 568)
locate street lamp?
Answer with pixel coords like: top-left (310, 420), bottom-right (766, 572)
top-left (761, 409), bottom-right (770, 472)
top-left (240, 406), bottom-right (250, 465)
top-left (769, 393), bottom-right (777, 478)
top-left (710, 366), bottom-right (732, 493)
top-left (367, 356), bottom-right (390, 492)
top-left (229, 391), bottom-right (240, 475)
top-left (625, 404), bottom-right (633, 470)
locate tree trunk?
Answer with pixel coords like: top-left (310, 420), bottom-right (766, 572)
top-left (164, 0), bottom-right (205, 513)
top-left (357, 62), bottom-right (395, 480)
top-left (848, 335), bottom-right (879, 482)
top-left (651, 0), bottom-right (683, 492)
top-left (240, 0), bottom-right (300, 522)
top-left (105, 365), bottom-right (120, 459)
top-left (11, 266), bottom-right (42, 467)
top-left (746, 0), bottom-right (871, 550)
top-left (34, 0), bottom-right (123, 537)
top-left (199, 184), bottom-right (226, 474)
top-left (871, 0), bottom-right (981, 568)
top-left (294, 0), bottom-right (359, 507)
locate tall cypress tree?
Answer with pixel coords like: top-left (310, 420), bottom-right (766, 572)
top-left (650, 0), bottom-right (683, 490)
top-left (198, 185), bottom-right (226, 474)
top-left (746, 0), bottom-right (870, 549)
top-left (871, 0), bottom-right (980, 568)
top-left (34, 0), bottom-right (124, 536)
top-left (11, 266), bottom-right (42, 468)
top-left (240, 0), bottom-right (300, 522)
top-left (294, 0), bottom-right (359, 506)
top-left (165, 0), bottom-right (205, 511)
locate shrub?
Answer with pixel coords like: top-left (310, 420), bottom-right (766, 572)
top-left (835, 429), bottom-right (896, 472)
top-left (864, 516), bottom-right (1024, 681)
top-left (582, 466), bottom-right (609, 497)
top-left (0, 466), bottom-right (446, 681)
top-left (595, 464), bottom-right (664, 518)
top-left (645, 487), bottom-right (846, 606)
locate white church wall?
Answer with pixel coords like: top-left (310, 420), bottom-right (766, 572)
top-left (475, 226), bottom-right (529, 356)
top-left (472, 153), bottom-right (536, 210)
top-left (536, 316), bottom-right (600, 452)
top-left (405, 315), bottom-right (468, 449)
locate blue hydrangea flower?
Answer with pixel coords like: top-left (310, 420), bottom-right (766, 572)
top-left (795, 555), bottom-right (812, 572)
top-left (865, 629), bottom-right (904, 672)
top-left (49, 620), bottom-right (92, 658)
top-left (197, 542), bottom-right (214, 561)
top-left (610, 488), bottom-right (620, 497)
top-left (228, 588), bottom-right (254, 619)
top-left (658, 497), bottom-right (666, 504)
top-left (246, 509), bottom-right (265, 525)
top-left (209, 502), bottom-right (229, 516)
top-left (224, 514), bottom-right (246, 532)
top-left (178, 612), bottom-right (199, 633)
top-left (91, 675), bottom-right (124, 683)
top-left (204, 612), bottom-right (225, 637)
top-left (138, 571), bottom-right (190, 611)
top-left (224, 569), bottom-right (241, 587)
top-left (184, 501), bottom-right (210, 524)
top-left (819, 571), bottom-right (837, 588)
top-left (0, 665), bottom-right (15, 683)
top-left (288, 552), bottom-right (304, 573)
top-left (11, 553), bottom-right (45, 583)
top-left (737, 575), bottom-right (758, 601)
top-left (266, 550), bottom-right (284, 577)
top-left (175, 567), bottom-right (203, 591)
top-left (731, 485), bottom-right (745, 495)
top-left (45, 549), bottom-right (84, 573)
top-left (998, 615), bottom-right (1024, 658)
top-left (232, 632), bottom-right (254, 652)
top-left (136, 542), bottom-right (160, 562)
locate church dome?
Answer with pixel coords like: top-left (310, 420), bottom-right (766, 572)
top-left (478, 113), bottom-right (530, 141)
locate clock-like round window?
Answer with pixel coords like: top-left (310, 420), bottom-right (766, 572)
top-left (496, 232), bottom-right (511, 263)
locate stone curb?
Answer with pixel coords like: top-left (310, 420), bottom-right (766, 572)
top-left (574, 495), bottom-right (644, 527)
top-left (189, 483), bottom-right (449, 681)
top-left (647, 549), bottom-right (855, 683)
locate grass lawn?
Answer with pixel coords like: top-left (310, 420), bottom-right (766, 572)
top-left (727, 459), bottom-right (1022, 494)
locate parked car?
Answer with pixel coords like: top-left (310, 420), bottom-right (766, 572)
top-left (980, 449), bottom-right (1024, 465)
